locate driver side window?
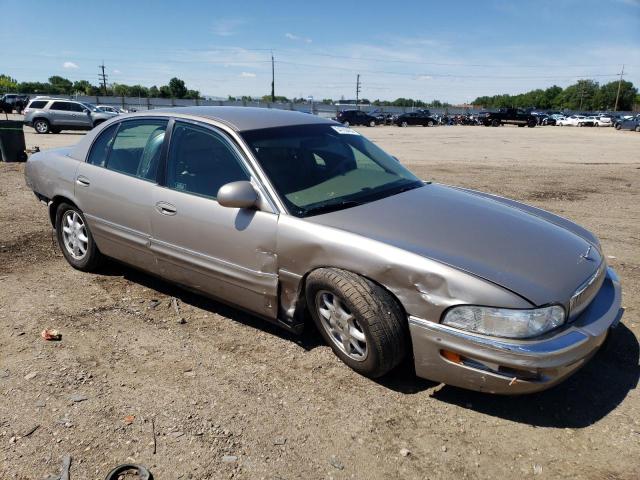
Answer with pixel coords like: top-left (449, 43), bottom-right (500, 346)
top-left (165, 122), bottom-right (250, 199)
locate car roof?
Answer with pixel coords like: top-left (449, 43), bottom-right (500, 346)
top-left (129, 106), bottom-right (335, 132)
top-left (69, 106), bottom-right (338, 162)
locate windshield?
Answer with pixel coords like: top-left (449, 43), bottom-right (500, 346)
top-left (82, 102), bottom-right (101, 112)
top-left (242, 124), bottom-right (423, 217)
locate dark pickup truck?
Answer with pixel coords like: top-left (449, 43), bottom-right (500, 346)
top-left (478, 108), bottom-right (537, 127)
top-left (0, 94), bottom-right (30, 114)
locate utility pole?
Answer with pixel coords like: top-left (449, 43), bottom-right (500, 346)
top-left (271, 51), bottom-right (275, 103)
top-left (614, 64), bottom-right (625, 112)
top-left (98, 62), bottom-right (108, 96)
top-left (355, 74), bottom-right (361, 109)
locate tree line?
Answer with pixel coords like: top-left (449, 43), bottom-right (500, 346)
top-left (472, 79), bottom-right (639, 111)
top-left (0, 74), bottom-right (200, 99)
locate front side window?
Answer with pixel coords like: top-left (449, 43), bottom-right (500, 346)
top-left (69, 103), bottom-right (85, 112)
top-left (165, 122), bottom-right (250, 199)
top-left (105, 119), bottom-right (168, 181)
top-left (242, 124), bottom-right (422, 217)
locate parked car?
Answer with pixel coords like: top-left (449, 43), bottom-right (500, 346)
top-left (557, 115), bottom-right (596, 127)
top-left (336, 109), bottom-right (379, 127)
top-left (614, 114), bottom-right (640, 132)
top-left (394, 110), bottom-right (438, 127)
top-left (24, 107), bottom-right (622, 394)
top-left (23, 98), bottom-right (118, 134)
top-left (97, 105), bottom-right (128, 114)
top-left (369, 110), bottom-right (395, 125)
top-left (478, 108), bottom-right (537, 127)
top-left (592, 115), bottom-right (612, 127)
top-left (542, 114), bottom-right (563, 126)
top-left (0, 94), bottom-right (30, 114)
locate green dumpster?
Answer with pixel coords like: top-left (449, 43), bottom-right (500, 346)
top-left (0, 120), bottom-right (27, 162)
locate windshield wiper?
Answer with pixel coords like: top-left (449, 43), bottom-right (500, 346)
top-left (302, 200), bottom-right (363, 217)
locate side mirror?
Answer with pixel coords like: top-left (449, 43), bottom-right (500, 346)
top-left (217, 181), bottom-right (258, 209)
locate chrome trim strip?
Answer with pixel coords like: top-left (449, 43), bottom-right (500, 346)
top-left (408, 315), bottom-right (589, 356)
top-left (569, 260), bottom-right (606, 317)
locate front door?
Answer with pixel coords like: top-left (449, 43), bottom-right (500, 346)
top-left (150, 120), bottom-right (279, 318)
top-left (75, 118), bottom-right (169, 270)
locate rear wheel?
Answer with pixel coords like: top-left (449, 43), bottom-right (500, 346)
top-left (401, 121), bottom-right (408, 127)
top-left (527, 119), bottom-right (536, 128)
top-left (635, 125), bottom-right (640, 132)
top-left (33, 119), bottom-right (50, 134)
top-left (306, 268), bottom-right (407, 378)
top-left (427, 120), bottom-right (434, 127)
top-left (343, 121), bottom-right (350, 127)
top-left (615, 124), bottom-right (621, 130)
top-left (368, 120), bottom-right (376, 127)
top-left (491, 119), bottom-right (500, 127)
top-left (55, 203), bottom-right (104, 272)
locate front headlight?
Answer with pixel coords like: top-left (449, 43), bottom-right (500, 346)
top-left (442, 305), bottom-right (565, 339)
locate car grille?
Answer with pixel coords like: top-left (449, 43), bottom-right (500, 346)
top-left (569, 261), bottom-right (606, 319)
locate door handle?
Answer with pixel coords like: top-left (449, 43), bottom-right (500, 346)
top-left (76, 176), bottom-right (90, 187)
top-left (155, 201), bottom-right (177, 216)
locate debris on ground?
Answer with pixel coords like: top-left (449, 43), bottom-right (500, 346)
top-left (24, 372), bottom-right (37, 380)
top-left (41, 328), bottom-right (62, 341)
top-left (222, 455), bottom-right (238, 463)
top-left (400, 447), bottom-right (411, 457)
top-left (123, 415), bottom-right (135, 425)
top-left (104, 463), bottom-right (152, 480)
top-left (273, 436), bottom-right (287, 445)
top-left (70, 394), bottom-right (88, 403)
top-left (329, 455), bottom-right (344, 470)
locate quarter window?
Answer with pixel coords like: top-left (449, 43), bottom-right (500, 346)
top-left (165, 122), bottom-right (249, 199)
top-left (105, 120), bottom-right (168, 181)
top-left (87, 124), bottom-right (118, 167)
top-left (28, 100), bottom-right (47, 109)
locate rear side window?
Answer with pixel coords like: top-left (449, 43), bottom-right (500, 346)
top-left (106, 120), bottom-right (168, 181)
top-left (50, 101), bottom-right (70, 111)
top-left (28, 100), bottom-right (47, 109)
top-left (87, 124), bottom-right (118, 167)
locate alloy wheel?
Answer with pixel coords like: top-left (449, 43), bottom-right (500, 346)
top-left (316, 290), bottom-right (367, 361)
top-left (61, 211), bottom-right (89, 260)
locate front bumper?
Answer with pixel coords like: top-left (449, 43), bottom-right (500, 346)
top-left (408, 267), bottom-right (622, 394)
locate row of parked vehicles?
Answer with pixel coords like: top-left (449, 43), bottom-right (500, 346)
top-left (11, 96), bottom-right (129, 134)
top-left (334, 107), bottom-right (640, 132)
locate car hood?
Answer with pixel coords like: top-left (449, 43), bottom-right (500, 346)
top-left (305, 184), bottom-right (602, 306)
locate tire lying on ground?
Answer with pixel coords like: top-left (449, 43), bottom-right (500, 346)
top-left (305, 268), bottom-right (407, 378)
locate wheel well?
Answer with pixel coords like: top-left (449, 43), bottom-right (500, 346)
top-left (32, 117), bottom-right (49, 125)
top-left (291, 267), bottom-right (408, 327)
top-left (48, 196), bottom-right (78, 227)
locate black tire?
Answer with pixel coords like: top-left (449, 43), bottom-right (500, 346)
top-left (615, 124), bottom-right (621, 130)
top-left (305, 268), bottom-right (407, 378)
top-left (427, 120), bottom-right (434, 127)
top-left (635, 125), bottom-right (640, 133)
top-left (491, 119), bottom-right (500, 127)
top-left (401, 121), bottom-right (408, 127)
top-left (33, 118), bottom-right (50, 134)
top-left (368, 120), bottom-right (376, 127)
top-left (343, 121), bottom-right (350, 127)
top-left (55, 203), bottom-right (104, 272)
top-left (527, 120), bottom-right (536, 128)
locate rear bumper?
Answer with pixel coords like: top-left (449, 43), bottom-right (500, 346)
top-left (408, 267), bottom-right (622, 394)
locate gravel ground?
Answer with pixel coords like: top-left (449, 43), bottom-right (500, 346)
top-left (1, 120), bottom-right (639, 479)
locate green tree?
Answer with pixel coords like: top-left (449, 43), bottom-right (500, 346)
top-left (168, 77), bottom-right (187, 98)
top-left (593, 80), bottom-right (637, 111)
top-left (112, 83), bottom-right (131, 96)
top-left (159, 85), bottom-right (172, 98)
top-left (48, 75), bottom-right (73, 94)
top-left (0, 74), bottom-right (18, 92)
top-left (149, 85), bottom-right (160, 97)
top-left (72, 80), bottom-right (96, 95)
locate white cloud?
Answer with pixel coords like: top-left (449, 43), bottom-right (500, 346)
top-left (240, 72), bottom-right (256, 78)
top-left (113, 69), bottom-right (122, 74)
top-left (63, 61), bottom-right (79, 69)
top-left (212, 18), bottom-right (246, 36)
top-left (285, 32), bottom-right (312, 43)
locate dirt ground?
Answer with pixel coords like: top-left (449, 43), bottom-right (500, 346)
top-left (1, 120), bottom-right (639, 480)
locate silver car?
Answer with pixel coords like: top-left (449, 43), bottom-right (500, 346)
top-left (24, 107), bottom-right (622, 394)
top-left (23, 98), bottom-right (117, 134)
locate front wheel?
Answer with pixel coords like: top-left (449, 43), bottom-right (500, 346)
top-left (306, 268), bottom-right (407, 378)
top-left (427, 120), bottom-right (434, 127)
top-left (55, 203), bottom-right (104, 272)
top-left (342, 121), bottom-right (350, 127)
top-left (400, 121), bottom-right (408, 127)
top-left (368, 120), bottom-right (376, 127)
top-left (491, 119), bottom-right (500, 127)
top-left (635, 125), bottom-right (640, 133)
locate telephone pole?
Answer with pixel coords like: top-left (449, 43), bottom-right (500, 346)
top-left (614, 64), bottom-right (625, 112)
top-left (98, 62), bottom-right (108, 96)
top-left (355, 74), bottom-right (361, 109)
top-left (270, 51), bottom-right (275, 103)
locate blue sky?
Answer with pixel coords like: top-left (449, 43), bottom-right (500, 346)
top-left (1, 0), bottom-right (638, 103)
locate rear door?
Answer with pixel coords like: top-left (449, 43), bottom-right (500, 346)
top-left (150, 120), bottom-right (279, 318)
top-left (75, 118), bottom-right (169, 270)
top-left (48, 101), bottom-right (74, 126)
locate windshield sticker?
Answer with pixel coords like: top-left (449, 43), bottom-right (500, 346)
top-left (331, 126), bottom-right (360, 135)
